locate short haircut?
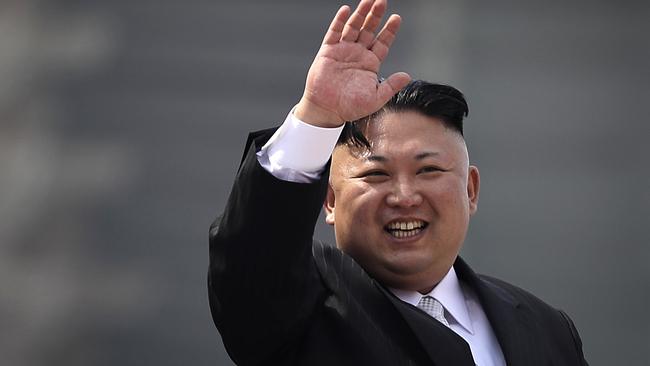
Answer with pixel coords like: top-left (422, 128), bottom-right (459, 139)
top-left (336, 80), bottom-right (469, 149)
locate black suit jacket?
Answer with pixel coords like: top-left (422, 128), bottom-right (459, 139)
top-left (208, 129), bottom-right (588, 365)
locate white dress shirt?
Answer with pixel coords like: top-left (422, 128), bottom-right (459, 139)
top-left (256, 109), bottom-right (506, 366)
top-left (257, 107), bottom-right (344, 183)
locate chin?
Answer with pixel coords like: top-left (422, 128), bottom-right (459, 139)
top-left (379, 255), bottom-right (431, 278)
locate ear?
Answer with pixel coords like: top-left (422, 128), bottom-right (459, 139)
top-left (467, 165), bottom-right (480, 215)
top-left (324, 184), bottom-right (336, 225)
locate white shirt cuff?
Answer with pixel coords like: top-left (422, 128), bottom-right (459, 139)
top-left (256, 107), bottom-right (344, 183)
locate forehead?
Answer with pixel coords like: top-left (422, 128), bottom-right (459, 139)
top-left (368, 110), bottom-right (451, 141)
top-left (350, 110), bottom-right (466, 159)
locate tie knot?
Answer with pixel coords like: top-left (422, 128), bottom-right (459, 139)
top-left (417, 296), bottom-right (449, 327)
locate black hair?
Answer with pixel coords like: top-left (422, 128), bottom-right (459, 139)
top-left (336, 80), bottom-right (469, 149)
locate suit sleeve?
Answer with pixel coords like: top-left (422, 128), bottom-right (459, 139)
top-left (559, 310), bottom-right (589, 365)
top-left (208, 129), bottom-right (329, 365)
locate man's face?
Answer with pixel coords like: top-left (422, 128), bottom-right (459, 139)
top-left (325, 110), bottom-right (479, 293)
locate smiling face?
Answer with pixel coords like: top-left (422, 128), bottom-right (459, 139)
top-left (325, 110), bottom-right (480, 293)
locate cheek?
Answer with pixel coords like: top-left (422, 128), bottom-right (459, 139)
top-left (334, 186), bottom-right (384, 254)
top-left (342, 184), bottom-right (382, 208)
top-left (425, 178), bottom-right (468, 211)
top-left (335, 185), bottom-right (385, 229)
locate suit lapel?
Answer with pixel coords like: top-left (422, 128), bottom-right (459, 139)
top-left (313, 242), bottom-right (475, 366)
top-left (454, 258), bottom-right (544, 366)
top-left (378, 286), bottom-right (476, 366)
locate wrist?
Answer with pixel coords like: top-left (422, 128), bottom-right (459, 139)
top-left (294, 99), bottom-right (345, 128)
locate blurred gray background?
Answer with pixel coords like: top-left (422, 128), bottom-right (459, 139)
top-left (1, 0), bottom-right (648, 365)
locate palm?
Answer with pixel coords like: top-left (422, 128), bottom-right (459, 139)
top-left (297, 0), bottom-right (410, 127)
top-left (306, 43), bottom-right (384, 122)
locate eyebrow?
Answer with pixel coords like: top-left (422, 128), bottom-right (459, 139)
top-left (415, 152), bottom-right (440, 160)
top-left (365, 151), bottom-right (440, 162)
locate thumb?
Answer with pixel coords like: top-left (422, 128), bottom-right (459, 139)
top-left (376, 72), bottom-right (411, 107)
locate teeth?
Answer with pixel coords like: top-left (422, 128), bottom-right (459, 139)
top-left (389, 227), bottom-right (423, 238)
top-left (385, 220), bottom-right (426, 238)
top-left (387, 220), bottom-right (425, 230)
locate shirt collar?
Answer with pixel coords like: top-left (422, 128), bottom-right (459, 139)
top-left (389, 266), bottom-right (475, 334)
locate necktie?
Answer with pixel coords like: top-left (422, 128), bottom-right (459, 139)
top-left (417, 295), bottom-right (450, 327)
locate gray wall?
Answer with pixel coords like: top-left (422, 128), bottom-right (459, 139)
top-left (1, 0), bottom-right (647, 365)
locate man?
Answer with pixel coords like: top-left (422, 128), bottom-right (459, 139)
top-left (209, 0), bottom-right (588, 365)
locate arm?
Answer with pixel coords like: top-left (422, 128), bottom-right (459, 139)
top-left (209, 133), bottom-right (328, 364)
top-left (209, 1), bottom-right (409, 363)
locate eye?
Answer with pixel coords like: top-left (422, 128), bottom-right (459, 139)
top-left (355, 170), bottom-right (390, 181)
top-left (362, 170), bottom-right (388, 177)
top-left (417, 166), bottom-right (443, 174)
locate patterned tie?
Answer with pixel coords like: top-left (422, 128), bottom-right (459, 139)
top-left (417, 295), bottom-right (450, 327)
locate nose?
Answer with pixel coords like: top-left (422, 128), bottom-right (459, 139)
top-left (386, 178), bottom-right (423, 208)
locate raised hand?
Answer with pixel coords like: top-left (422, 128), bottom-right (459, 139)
top-left (295, 0), bottom-right (411, 128)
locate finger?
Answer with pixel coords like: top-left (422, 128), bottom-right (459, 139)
top-left (371, 14), bottom-right (401, 62)
top-left (341, 0), bottom-right (374, 42)
top-left (376, 72), bottom-right (411, 106)
top-left (322, 5), bottom-right (352, 45)
top-left (357, 0), bottom-right (386, 47)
